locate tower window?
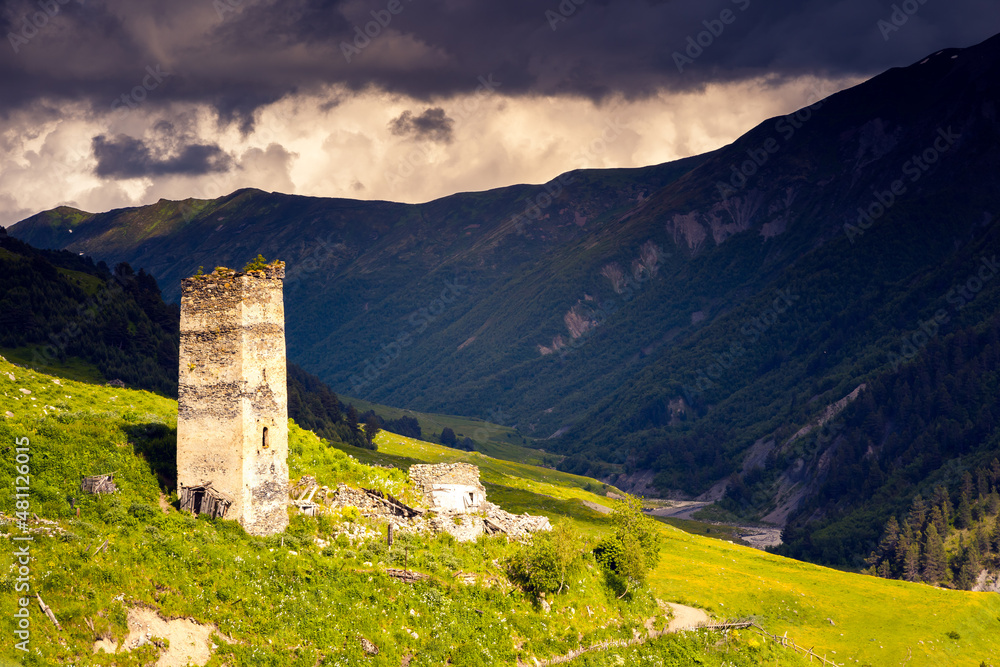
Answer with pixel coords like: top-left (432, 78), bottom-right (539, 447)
top-left (262, 426), bottom-right (269, 449)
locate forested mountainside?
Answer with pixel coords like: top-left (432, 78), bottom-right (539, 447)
top-left (12, 33), bottom-right (1000, 569)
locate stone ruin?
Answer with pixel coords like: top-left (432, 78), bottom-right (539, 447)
top-left (176, 263), bottom-right (289, 536)
top-left (410, 462), bottom-right (486, 514)
top-left (410, 463), bottom-right (551, 541)
top-left (295, 462), bottom-right (551, 542)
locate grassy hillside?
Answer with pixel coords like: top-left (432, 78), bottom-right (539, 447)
top-left (353, 430), bottom-right (1000, 666)
top-left (3, 356), bottom-right (999, 665)
top-left (344, 395), bottom-right (548, 466)
top-left (11, 36), bottom-right (1000, 576)
top-left (0, 228), bottom-right (179, 396)
top-left (0, 355), bottom-right (787, 666)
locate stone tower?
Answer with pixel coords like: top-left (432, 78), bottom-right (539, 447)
top-left (176, 262), bottom-right (289, 536)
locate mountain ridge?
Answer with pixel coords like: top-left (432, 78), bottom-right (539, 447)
top-left (11, 31), bottom-right (1000, 568)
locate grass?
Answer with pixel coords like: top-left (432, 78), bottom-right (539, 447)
top-left (55, 266), bottom-right (105, 296)
top-left (1, 356), bottom-right (999, 666)
top-left (646, 524), bottom-right (1000, 665)
top-left (653, 516), bottom-right (751, 547)
top-left (0, 358), bottom-right (723, 666)
top-left (0, 346), bottom-right (107, 385)
top-left (343, 395), bottom-right (553, 466)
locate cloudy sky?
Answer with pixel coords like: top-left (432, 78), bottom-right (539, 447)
top-left (0, 0), bottom-right (996, 227)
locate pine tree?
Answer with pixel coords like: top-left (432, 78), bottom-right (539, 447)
top-left (363, 414), bottom-right (381, 450)
top-left (956, 539), bottom-right (981, 591)
top-left (932, 485), bottom-right (952, 526)
top-left (921, 524), bottom-right (947, 583)
top-left (896, 523), bottom-right (914, 575)
top-left (903, 541), bottom-right (921, 582)
top-left (439, 427), bottom-right (457, 447)
top-left (987, 491), bottom-right (1000, 517)
top-left (975, 523), bottom-right (990, 558)
top-left (957, 474), bottom-right (974, 530)
top-left (976, 469), bottom-right (990, 500)
top-left (929, 506), bottom-right (948, 540)
top-left (867, 516), bottom-right (901, 577)
top-left (907, 495), bottom-right (928, 534)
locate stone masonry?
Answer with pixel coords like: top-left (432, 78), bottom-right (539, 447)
top-left (409, 463), bottom-right (486, 514)
top-left (409, 463), bottom-right (551, 541)
top-left (177, 263), bottom-right (289, 536)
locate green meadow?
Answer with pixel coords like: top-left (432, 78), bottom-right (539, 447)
top-left (0, 356), bottom-right (998, 665)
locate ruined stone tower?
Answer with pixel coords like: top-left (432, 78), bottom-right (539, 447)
top-left (177, 262), bottom-right (288, 536)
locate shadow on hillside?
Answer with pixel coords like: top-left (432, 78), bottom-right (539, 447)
top-left (126, 422), bottom-right (177, 493)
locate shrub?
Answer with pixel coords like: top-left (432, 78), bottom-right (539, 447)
top-left (508, 524), bottom-right (582, 596)
top-left (593, 494), bottom-right (661, 597)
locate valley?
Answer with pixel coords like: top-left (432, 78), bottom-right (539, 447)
top-left (10, 36), bottom-right (1000, 574)
top-left (2, 19), bottom-right (1000, 666)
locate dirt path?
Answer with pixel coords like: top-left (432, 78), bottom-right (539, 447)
top-left (519, 602), bottom-right (711, 666)
top-left (649, 501), bottom-right (711, 520)
top-left (93, 607), bottom-right (219, 667)
top-left (665, 602), bottom-right (710, 632)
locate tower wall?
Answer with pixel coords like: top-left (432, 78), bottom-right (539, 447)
top-left (177, 263), bottom-right (288, 536)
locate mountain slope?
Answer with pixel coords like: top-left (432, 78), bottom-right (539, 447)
top-left (0, 225), bottom-right (179, 395)
top-left (3, 355), bottom-right (1000, 666)
top-left (11, 33), bottom-right (1000, 566)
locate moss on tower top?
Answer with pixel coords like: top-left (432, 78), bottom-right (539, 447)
top-left (185, 257), bottom-right (284, 281)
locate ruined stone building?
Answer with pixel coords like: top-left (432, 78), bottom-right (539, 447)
top-left (409, 463), bottom-right (551, 541)
top-left (176, 263), bottom-right (289, 536)
top-left (410, 462), bottom-right (486, 514)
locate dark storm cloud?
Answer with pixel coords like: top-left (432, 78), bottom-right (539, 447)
top-left (1, 0), bottom-right (997, 124)
top-left (92, 134), bottom-right (232, 178)
top-left (389, 108), bottom-right (454, 143)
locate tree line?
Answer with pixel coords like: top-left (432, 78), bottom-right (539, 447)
top-left (864, 461), bottom-right (1000, 589)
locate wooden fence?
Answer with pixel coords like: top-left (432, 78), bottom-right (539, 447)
top-left (747, 621), bottom-right (843, 666)
top-left (520, 617), bottom-right (844, 667)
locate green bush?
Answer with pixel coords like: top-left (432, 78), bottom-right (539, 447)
top-left (593, 494), bottom-right (661, 597)
top-left (508, 523), bottom-right (582, 596)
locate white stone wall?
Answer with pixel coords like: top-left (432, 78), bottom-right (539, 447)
top-left (426, 483), bottom-right (484, 513)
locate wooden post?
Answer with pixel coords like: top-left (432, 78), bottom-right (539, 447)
top-left (387, 523), bottom-right (394, 547)
top-left (36, 594), bottom-right (61, 631)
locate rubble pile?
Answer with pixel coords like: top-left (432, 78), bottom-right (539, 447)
top-left (289, 463), bottom-right (551, 543)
